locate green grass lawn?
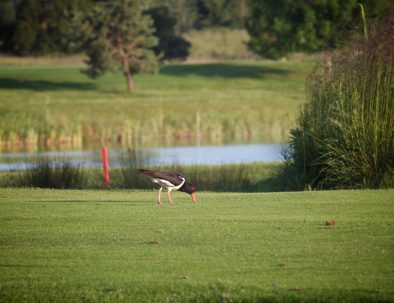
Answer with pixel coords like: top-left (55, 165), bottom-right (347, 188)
top-left (0, 59), bottom-right (314, 149)
top-left (1, 188), bottom-right (393, 302)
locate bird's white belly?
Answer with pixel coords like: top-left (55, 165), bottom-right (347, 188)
top-left (153, 177), bottom-right (185, 191)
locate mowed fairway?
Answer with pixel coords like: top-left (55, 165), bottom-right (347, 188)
top-left (0, 189), bottom-right (393, 302)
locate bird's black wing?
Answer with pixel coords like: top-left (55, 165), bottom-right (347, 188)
top-left (137, 169), bottom-right (185, 187)
top-left (155, 170), bottom-right (186, 186)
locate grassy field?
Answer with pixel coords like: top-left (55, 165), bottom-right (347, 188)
top-left (184, 28), bottom-right (258, 61)
top-left (0, 58), bottom-right (314, 150)
top-left (1, 188), bottom-right (393, 302)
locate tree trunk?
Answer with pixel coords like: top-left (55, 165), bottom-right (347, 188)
top-left (123, 57), bottom-right (134, 92)
top-left (126, 71), bottom-right (134, 92)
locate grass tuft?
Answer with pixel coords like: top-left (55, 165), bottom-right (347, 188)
top-left (285, 16), bottom-right (394, 189)
top-left (14, 158), bottom-right (86, 189)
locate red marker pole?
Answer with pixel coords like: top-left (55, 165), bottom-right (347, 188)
top-left (102, 146), bottom-right (110, 189)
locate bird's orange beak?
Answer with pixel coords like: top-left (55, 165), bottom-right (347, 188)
top-left (191, 192), bottom-right (196, 203)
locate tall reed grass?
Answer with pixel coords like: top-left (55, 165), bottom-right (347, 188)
top-left (0, 109), bottom-right (290, 151)
top-left (120, 163), bottom-right (279, 192)
top-left (0, 148), bottom-right (281, 191)
top-left (286, 16), bottom-right (394, 189)
top-left (14, 158), bottom-right (86, 189)
top-left (0, 58), bottom-right (310, 150)
top-left (118, 149), bottom-right (273, 191)
top-left (121, 163), bottom-right (248, 191)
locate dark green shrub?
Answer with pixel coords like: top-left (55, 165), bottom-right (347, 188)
top-left (286, 16), bottom-right (394, 189)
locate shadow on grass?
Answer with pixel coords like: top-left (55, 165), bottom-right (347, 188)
top-left (160, 63), bottom-right (290, 79)
top-left (0, 77), bottom-right (96, 91)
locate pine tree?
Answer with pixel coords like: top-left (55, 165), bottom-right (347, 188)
top-left (81, 0), bottom-right (158, 92)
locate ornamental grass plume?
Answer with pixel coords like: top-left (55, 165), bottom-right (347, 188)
top-left (286, 15), bottom-right (394, 189)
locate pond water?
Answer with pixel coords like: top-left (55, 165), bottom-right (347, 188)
top-left (0, 144), bottom-right (285, 171)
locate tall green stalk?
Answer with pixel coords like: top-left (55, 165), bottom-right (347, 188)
top-left (358, 3), bottom-right (368, 41)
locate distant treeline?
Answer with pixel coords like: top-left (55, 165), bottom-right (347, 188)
top-left (0, 0), bottom-right (248, 57)
top-left (0, 0), bottom-right (392, 59)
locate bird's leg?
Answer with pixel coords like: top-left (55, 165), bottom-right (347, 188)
top-left (167, 190), bottom-right (174, 205)
top-left (157, 187), bottom-right (163, 205)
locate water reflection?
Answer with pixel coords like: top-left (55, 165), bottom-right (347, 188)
top-left (0, 144), bottom-right (285, 171)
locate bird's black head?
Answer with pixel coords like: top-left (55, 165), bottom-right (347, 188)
top-left (180, 183), bottom-right (196, 202)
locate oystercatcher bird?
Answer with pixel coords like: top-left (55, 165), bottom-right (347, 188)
top-left (137, 169), bottom-right (196, 205)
